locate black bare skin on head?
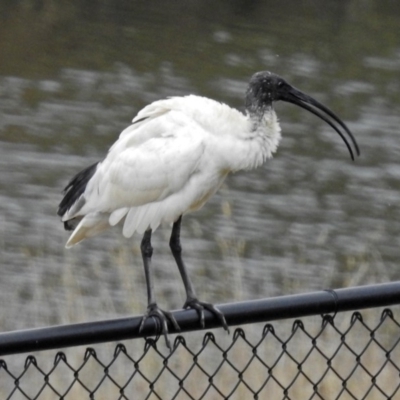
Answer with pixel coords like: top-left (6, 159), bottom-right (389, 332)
top-left (245, 71), bottom-right (360, 160)
top-left (245, 71), bottom-right (287, 115)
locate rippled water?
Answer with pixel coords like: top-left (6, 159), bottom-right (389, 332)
top-left (1, 1), bottom-right (400, 332)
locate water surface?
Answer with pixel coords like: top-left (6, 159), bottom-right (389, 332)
top-left (0, 0), bottom-right (400, 332)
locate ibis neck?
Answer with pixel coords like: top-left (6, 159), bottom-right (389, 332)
top-left (250, 107), bottom-right (281, 159)
top-left (244, 80), bottom-right (276, 127)
top-left (247, 103), bottom-right (274, 131)
top-left (223, 107), bottom-right (281, 172)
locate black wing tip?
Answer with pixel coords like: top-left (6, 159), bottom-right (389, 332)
top-left (58, 161), bottom-right (99, 218)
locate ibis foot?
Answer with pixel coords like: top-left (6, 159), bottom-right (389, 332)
top-left (139, 303), bottom-right (180, 350)
top-left (184, 298), bottom-right (229, 333)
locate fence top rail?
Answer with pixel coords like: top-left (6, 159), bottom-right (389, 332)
top-left (1, 281), bottom-right (400, 356)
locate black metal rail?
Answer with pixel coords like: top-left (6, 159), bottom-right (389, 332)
top-left (1, 281), bottom-right (400, 356)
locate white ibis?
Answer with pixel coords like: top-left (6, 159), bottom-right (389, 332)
top-left (58, 71), bottom-right (359, 348)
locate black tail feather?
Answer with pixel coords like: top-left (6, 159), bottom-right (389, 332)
top-left (58, 162), bottom-right (99, 218)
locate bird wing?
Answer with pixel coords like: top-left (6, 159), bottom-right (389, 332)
top-left (63, 103), bottom-right (210, 243)
top-left (62, 96), bottom-right (247, 246)
top-left (104, 117), bottom-right (207, 208)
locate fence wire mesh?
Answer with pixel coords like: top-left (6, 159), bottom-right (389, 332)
top-left (1, 308), bottom-right (399, 400)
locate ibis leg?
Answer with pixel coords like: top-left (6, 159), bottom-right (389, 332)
top-left (170, 216), bottom-right (228, 331)
top-left (139, 229), bottom-right (180, 350)
top-left (141, 230), bottom-right (156, 306)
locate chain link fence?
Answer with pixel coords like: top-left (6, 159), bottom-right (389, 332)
top-left (1, 308), bottom-right (399, 399)
top-left (1, 284), bottom-right (400, 399)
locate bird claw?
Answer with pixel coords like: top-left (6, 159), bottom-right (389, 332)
top-left (184, 298), bottom-right (229, 333)
top-left (139, 303), bottom-right (180, 351)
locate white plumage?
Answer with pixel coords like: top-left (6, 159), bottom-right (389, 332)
top-left (58, 71), bottom-right (359, 345)
top-left (62, 95), bottom-right (281, 246)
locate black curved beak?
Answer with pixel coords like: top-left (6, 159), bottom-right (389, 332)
top-left (279, 84), bottom-right (360, 160)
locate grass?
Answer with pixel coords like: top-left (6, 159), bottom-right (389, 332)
top-left (0, 197), bottom-right (398, 399)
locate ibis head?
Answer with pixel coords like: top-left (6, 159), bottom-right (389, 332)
top-left (246, 71), bottom-right (360, 160)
